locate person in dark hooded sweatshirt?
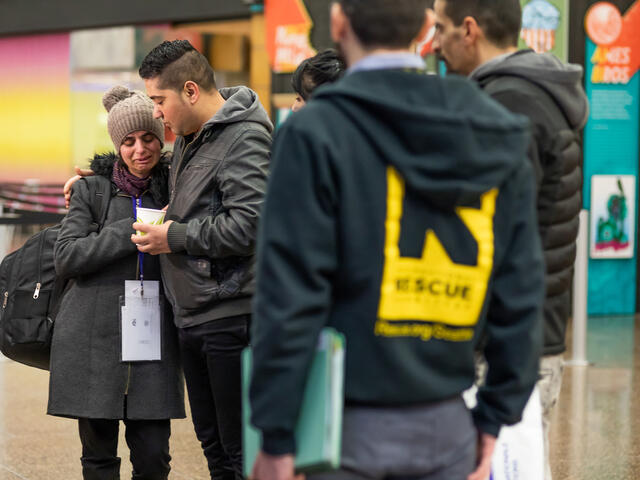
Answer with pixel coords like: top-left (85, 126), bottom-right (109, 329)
top-left (249, 1), bottom-right (544, 480)
top-left (432, 1), bottom-right (589, 479)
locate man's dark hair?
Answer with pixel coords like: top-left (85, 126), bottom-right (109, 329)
top-left (338, 0), bottom-right (430, 49)
top-left (139, 40), bottom-right (217, 92)
top-left (444, 0), bottom-right (522, 48)
top-left (291, 49), bottom-right (346, 101)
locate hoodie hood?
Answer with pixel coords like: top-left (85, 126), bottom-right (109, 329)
top-left (471, 49), bottom-right (589, 130)
top-left (311, 70), bottom-right (531, 209)
top-left (204, 86), bottom-right (273, 134)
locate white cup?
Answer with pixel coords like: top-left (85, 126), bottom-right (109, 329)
top-left (136, 207), bottom-right (166, 235)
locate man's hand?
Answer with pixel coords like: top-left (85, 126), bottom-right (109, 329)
top-left (63, 166), bottom-right (94, 208)
top-left (468, 432), bottom-right (497, 480)
top-left (250, 451), bottom-right (303, 480)
top-left (131, 220), bottom-right (173, 255)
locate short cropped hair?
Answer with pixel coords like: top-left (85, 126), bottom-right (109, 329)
top-left (443, 0), bottom-right (522, 47)
top-left (338, 0), bottom-right (430, 49)
top-left (139, 40), bottom-right (217, 92)
top-left (291, 49), bottom-right (346, 101)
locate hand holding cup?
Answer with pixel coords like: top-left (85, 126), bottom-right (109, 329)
top-left (135, 207), bottom-right (166, 235)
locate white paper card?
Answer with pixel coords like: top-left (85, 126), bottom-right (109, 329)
top-left (125, 279), bottom-right (160, 299)
top-left (121, 280), bottom-right (161, 362)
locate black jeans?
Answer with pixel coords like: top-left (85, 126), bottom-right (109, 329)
top-left (78, 417), bottom-right (171, 480)
top-left (178, 314), bottom-right (250, 480)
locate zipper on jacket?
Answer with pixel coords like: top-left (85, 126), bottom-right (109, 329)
top-left (2, 291), bottom-right (7, 308)
top-left (33, 232), bottom-right (46, 299)
top-left (170, 129), bottom-right (212, 204)
top-left (124, 364), bottom-right (132, 395)
top-left (170, 138), bottom-right (196, 204)
top-left (124, 198), bottom-right (137, 398)
top-left (124, 190), bottom-right (139, 397)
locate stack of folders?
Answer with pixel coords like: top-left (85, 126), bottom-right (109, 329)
top-left (242, 327), bottom-right (346, 477)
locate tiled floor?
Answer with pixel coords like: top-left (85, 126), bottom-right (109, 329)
top-left (0, 360), bottom-right (209, 479)
top-left (1, 316), bottom-right (638, 479)
top-left (549, 315), bottom-right (640, 480)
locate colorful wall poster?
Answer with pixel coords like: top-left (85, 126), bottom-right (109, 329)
top-left (519, 0), bottom-right (568, 61)
top-left (590, 175), bottom-right (636, 259)
top-left (0, 25), bottom-right (195, 186)
top-left (0, 34), bottom-right (72, 183)
top-left (586, 2), bottom-right (640, 85)
top-left (265, 0), bottom-right (316, 73)
top-left (583, 1), bottom-right (640, 314)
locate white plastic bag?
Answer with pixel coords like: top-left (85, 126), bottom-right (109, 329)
top-left (463, 386), bottom-right (544, 480)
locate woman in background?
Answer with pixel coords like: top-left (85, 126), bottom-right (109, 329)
top-left (291, 48), bottom-right (345, 112)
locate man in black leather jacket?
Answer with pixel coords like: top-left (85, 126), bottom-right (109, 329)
top-left (433, 2), bottom-right (589, 479)
top-left (132, 40), bottom-right (272, 480)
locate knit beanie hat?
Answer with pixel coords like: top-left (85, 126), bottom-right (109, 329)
top-left (102, 85), bottom-right (165, 149)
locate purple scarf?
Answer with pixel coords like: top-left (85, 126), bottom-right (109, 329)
top-left (112, 160), bottom-right (151, 198)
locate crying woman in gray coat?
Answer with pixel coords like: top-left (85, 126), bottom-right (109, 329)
top-left (48, 85), bottom-right (185, 480)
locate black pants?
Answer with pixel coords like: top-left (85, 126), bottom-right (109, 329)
top-left (78, 417), bottom-right (171, 480)
top-left (178, 314), bottom-right (250, 480)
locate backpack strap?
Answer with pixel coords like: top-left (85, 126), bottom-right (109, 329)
top-left (86, 176), bottom-right (113, 232)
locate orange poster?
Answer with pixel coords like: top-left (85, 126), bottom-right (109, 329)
top-left (586, 1), bottom-right (640, 84)
top-left (265, 0), bottom-right (316, 73)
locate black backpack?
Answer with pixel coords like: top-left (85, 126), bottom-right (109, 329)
top-left (0, 176), bottom-right (112, 370)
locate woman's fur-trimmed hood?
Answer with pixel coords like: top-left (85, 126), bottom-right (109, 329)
top-left (89, 151), bottom-right (171, 206)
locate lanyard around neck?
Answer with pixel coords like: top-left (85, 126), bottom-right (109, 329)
top-left (131, 197), bottom-right (145, 295)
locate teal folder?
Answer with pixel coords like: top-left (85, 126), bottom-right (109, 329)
top-left (242, 327), bottom-right (345, 477)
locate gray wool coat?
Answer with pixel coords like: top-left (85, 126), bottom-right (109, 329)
top-left (48, 158), bottom-right (185, 420)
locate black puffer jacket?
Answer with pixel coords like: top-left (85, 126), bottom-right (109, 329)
top-left (472, 49), bottom-right (589, 355)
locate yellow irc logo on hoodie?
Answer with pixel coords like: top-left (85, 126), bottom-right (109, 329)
top-left (377, 167), bottom-right (497, 337)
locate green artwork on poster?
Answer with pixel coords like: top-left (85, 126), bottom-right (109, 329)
top-left (519, 0), bottom-right (568, 61)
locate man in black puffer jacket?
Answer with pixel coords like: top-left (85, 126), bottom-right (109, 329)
top-left (433, 1), bottom-right (589, 479)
